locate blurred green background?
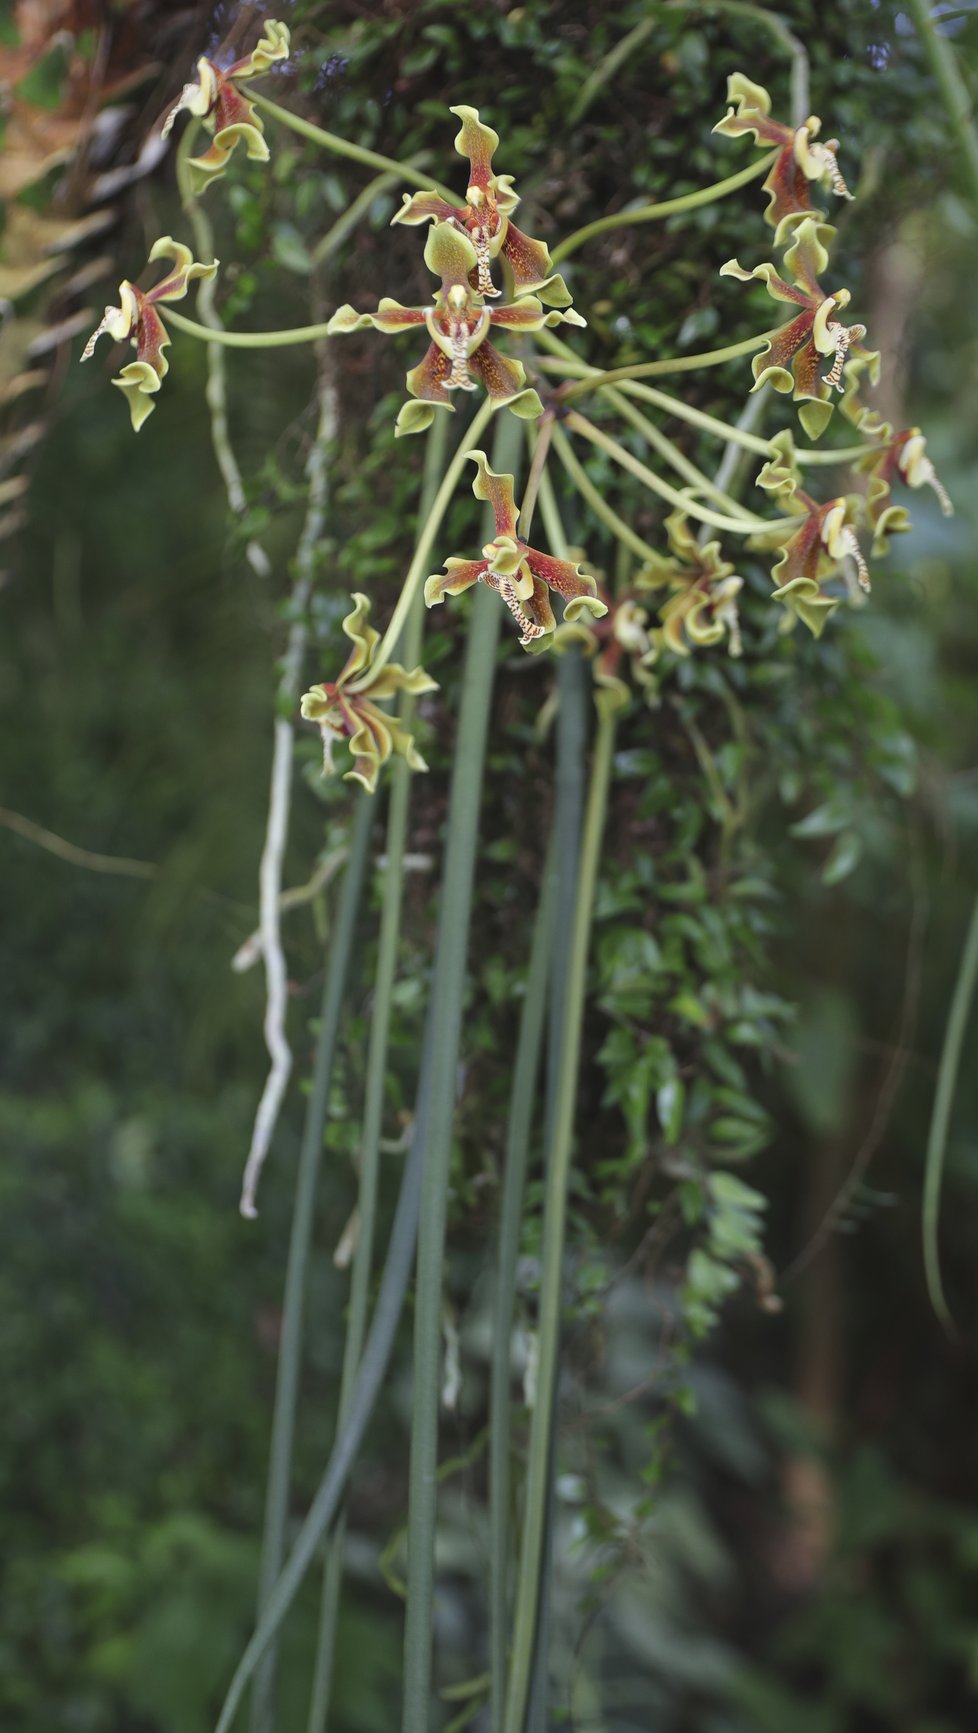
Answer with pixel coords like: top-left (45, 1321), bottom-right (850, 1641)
top-left (2, 1), bottom-right (978, 1728)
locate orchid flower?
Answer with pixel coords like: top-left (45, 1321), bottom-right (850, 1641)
top-left (299, 594), bottom-right (437, 794)
top-left (81, 236), bottom-right (218, 430)
top-left (392, 104), bottom-right (571, 308)
top-left (721, 217), bottom-right (872, 439)
top-left (424, 451), bottom-right (606, 646)
top-left (551, 596), bottom-right (657, 711)
top-left (713, 72), bottom-right (854, 243)
top-left (860, 427), bottom-right (953, 555)
top-left (753, 432), bottom-right (868, 634)
top-left (637, 512), bottom-right (743, 659)
top-left (328, 221), bottom-right (584, 435)
top-left (162, 19), bottom-right (290, 193)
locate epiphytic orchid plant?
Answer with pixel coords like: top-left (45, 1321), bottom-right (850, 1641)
top-left (77, 21), bottom-right (952, 1733)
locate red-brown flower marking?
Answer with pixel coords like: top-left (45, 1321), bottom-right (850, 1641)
top-left (81, 237), bottom-right (218, 430)
top-left (392, 105), bottom-right (570, 307)
top-left (714, 72), bottom-right (853, 242)
top-left (425, 451), bottom-right (607, 646)
top-left (162, 20), bottom-right (290, 192)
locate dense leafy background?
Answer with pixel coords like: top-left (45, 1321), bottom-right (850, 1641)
top-left (2, 1), bottom-right (978, 1728)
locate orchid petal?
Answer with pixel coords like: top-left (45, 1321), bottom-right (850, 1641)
top-left (424, 559), bottom-right (490, 606)
top-left (391, 191), bottom-right (462, 228)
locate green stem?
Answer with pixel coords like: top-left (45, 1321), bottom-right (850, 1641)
top-left (366, 396), bottom-right (496, 679)
top-left (566, 14), bottom-right (658, 126)
top-left (550, 424), bottom-right (661, 564)
top-left (305, 421), bottom-right (449, 1733)
top-left (311, 155), bottom-right (433, 267)
top-left (502, 705), bottom-right (618, 1733)
top-left (708, 389), bottom-right (771, 516)
top-left (488, 837), bottom-right (557, 1732)
top-left (556, 330), bottom-right (778, 397)
top-left (601, 386), bottom-right (758, 521)
top-left (250, 90), bottom-right (459, 204)
top-left (608, 381), bottom-right (881, 466)
top-left (401, 412), bottom-right (525, 1733)
top-left (564, 409), bottom-right (795, 536)
top-left (249, 794), bottom-right (376, 1733)
top-left (906, 0), bottom-right (978, 215)
top-left (922, 883), bottom-right (978, 1333)
top-left (550, 152), bottom-right (777, 265)
top-left (521, 415), bottom-right (555, 530)
top-left (166, 308), bottom-right (337, 348)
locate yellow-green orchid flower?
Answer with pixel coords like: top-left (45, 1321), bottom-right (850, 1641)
top-left (328, 221), bottom-right (584, 435)
top-left (424, 451), bottom-right (606, 646)
top-left (80, 236), bottom-right (217, 430)
top-left (860, 427), bottom-right (953, 555)
top-left (714, 72), bottom-right (854, 244)
top-left (637, 512), bottom-right (743, 660)
top-left (300, 594), bottom-right (437, 794)
top-left (391, 105), bottom-right (571, 308)
top-left (162, 20), bottom-right (290, 193)
top-left (753, 433), bottom-right (868, 634)
top-left (721, 217), bottom-right (872, 439)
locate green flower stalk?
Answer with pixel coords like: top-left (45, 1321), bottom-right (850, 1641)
top-left (859, 426), bottom-right (954, 554)
top-left (328, 221), bottom-right (583, 434)
top-left (81, 236), bottom-right (217, 430)
top-left (300, 594), bottom-right (436, 794)
top-left (721, 217), bottom-right (873, 439)
top-left (391, 104), bottom-right (571, 307)
top-left (714, 71), bottom-right (854, 243)
top-left (424, 450), bottom-right (607, 645)
top-left (162, 19), bottom-right (290, 193)
top-left (638, 511), bottom-right (744, 659)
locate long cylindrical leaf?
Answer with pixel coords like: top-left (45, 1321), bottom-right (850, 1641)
top-left (401, 411), bottom-right (524, 1732)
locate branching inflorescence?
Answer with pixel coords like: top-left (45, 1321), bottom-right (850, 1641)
top-left (83, 39), bottom-right (951, 694)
